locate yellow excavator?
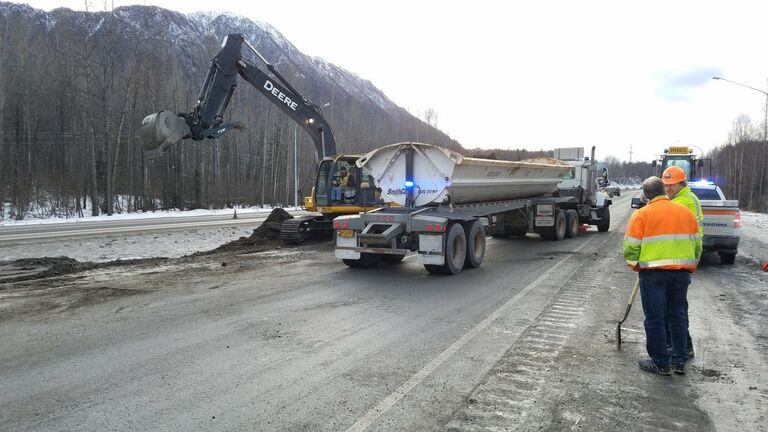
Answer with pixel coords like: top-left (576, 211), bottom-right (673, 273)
top-left (140, 33), bottom-right (381, 244)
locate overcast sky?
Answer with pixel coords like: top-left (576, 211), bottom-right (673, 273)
top-left (11, 0), bottom-right (768, 162)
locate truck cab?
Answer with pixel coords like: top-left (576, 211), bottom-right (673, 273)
top-left (554, 147), bottom-right (612, 210)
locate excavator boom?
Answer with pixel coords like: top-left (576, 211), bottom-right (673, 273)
top-left (141, 33), bottom-right (336, 159)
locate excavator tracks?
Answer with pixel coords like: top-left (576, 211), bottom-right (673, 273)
top-left (280, 216), bottom-right (323, 245)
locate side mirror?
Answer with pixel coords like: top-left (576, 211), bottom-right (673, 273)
top-left (698, 160), bottom-right (704, 168)
top-left (651, 160), bottom-right (657, 168)
top-left (631, 197), bottom-right (646, 209)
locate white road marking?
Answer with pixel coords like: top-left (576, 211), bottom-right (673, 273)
top-left (345, 236), bottom-right (596, 432)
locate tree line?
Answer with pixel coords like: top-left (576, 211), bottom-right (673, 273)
top-left (1, 5), bottom-right (766, 220)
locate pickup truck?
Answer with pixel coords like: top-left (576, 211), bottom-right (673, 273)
top-left (630, 182), bottom-right (740, 264)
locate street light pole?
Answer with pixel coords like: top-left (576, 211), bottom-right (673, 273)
top-left (712, 76), bottom-right (768, 205)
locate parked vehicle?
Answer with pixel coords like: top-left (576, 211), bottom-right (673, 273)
top-left (691, 182), bottom-right (740, 264)
top-left (631, 181), bottom-right (740, 264)
top-left (333, 144), bottom-right (612, 274)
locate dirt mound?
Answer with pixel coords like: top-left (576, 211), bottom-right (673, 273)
top-left (210, 208), bottom-right (294, 253)
top-left (0, 256), bottom-right (167, 284)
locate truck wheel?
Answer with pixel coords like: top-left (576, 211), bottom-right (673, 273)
top-left (597, 207), bottom-right (610, 232)
top-left (383, 254), bottom-right (405, 264)
top-left (507, 226), bottom-right (528, 237)
top-left (343, 259), bottom-right (362, 268)
top-left (490, 226), bottom-right (526, 239)
top-left (462, 219), bottom-right (486, 269)
top-left (719, 252), bottom-right (736, 265)
top-left (424, 264), bottom-right (444, 274)
top-left (425, 223), bottom-right (466, 275)
top-left (564, 210), bottom-right (579, 239)
top-left (343, 253), bottom-right (383, 269)
top-left (540, 211), bottom-right (566, 241)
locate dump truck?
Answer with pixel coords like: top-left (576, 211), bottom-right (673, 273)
top-left (333, 144), bottom-right (613, 274)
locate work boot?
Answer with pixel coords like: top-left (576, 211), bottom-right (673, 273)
top-left (638, 359), bottom-right (671, 376)
top-left (672, 362), bottom-right (686, 375)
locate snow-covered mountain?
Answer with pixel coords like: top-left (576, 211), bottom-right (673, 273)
top-left (0, 2), bottom-right (459, 151)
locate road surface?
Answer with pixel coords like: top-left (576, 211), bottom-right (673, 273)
top-left (1, 193), bottom-right (766, 431)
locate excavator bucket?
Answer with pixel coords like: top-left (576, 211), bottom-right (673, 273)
top-left (140, 110), bottom-right (191, 151)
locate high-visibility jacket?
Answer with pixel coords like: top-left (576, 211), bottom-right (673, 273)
top-left (624, 196), bottom-right (702, 271)
top-left (672, 185), bottom-right (704, 243)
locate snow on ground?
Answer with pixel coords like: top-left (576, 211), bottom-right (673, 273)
top-left (0, 206), bottom-right (301, 226)
top-left (1, 205), bottom-right (765, 266)
top-left (0, 225), bottom-right (259, 263)
top-left (738, 211), bottom-right (768, 265)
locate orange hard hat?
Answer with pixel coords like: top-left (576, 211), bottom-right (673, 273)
top-left (662, 166), bottom-right (687, 185)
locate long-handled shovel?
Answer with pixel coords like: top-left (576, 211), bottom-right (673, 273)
top-left (616, 278), bottom-right (640, 350)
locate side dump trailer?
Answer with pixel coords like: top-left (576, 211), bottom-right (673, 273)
top-left (334, 143), bottom-right (612, 275)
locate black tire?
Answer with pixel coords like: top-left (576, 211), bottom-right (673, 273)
top-left (424, 264), bottom-right (446, 274)
top-left (490, 226), bottom-right (526, 239)
top-left (383, 254), bottom-right (405, 264)
top-left (343, 253), bottom-right (383, 269)
top-left (343, 259), bottom-right (362, 268)
top-left (597, 207), bottom-right (610, 232)
top-left (540, 211), bottom-right (566, 241)
top-left (719, 252), bottom-right (736, 265)
top-left (564, 209), bottom-right (579, 239)
top-left (507, 226), bottom-right (528, 237)
top-left (462, 219), bottom-right (486, 269)
top-left (424, 223), bottom-right (466, 275)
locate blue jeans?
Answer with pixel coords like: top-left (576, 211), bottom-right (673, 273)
top-left (331, 187), bottom-right (344, 202)
top-left (639, 270), bottom-right (690, 368)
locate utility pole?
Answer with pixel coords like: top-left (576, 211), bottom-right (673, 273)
top-left (629, 144), bottom-right (633, 163)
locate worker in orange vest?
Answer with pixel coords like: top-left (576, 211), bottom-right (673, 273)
top-left (624, 177), bottom-right (701, 376)
top-left (763, 262), bottom-right (768, 272)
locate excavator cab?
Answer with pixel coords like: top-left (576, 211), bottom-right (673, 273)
top-left (283, 155), bottom-right (383, 244)
top-left (314, 156), bottom-right (380, 209)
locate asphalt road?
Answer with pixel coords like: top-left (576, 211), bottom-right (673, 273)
top-left (0, 210), bottom-right (312, 245)
top-left (1, 193), bottom-right (766, 431)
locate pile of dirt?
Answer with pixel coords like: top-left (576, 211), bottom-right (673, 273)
top-left (0, 256), bottom-right (168, 284)
top-left (209, 208), bottom-right (294, 253)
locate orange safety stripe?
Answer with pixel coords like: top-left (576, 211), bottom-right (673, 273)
top-left (702, 209), bottom-right (738, 215)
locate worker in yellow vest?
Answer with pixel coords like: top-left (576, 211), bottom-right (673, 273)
top-left (624, 176), bottom-right (701, 375)
top-left (662, 165), bottom-right (703, 358)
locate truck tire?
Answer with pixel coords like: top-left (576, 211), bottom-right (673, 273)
top-left (540, 211), bottom-right (566, 241)
top-left (719, 252), bottom-right (736, 265)
top-left (490, 226), bottom-right (527, 239)
top-left (462, 219), bottom-right (486, 269)
top-left (343, 253), bottom-right (383, 269)
top-left (564, 209), bottom-right (579, 239)
top-left (424, 223), bottom-right (466, 275)
top-left (383, 254), bottom-right (405, 264)
top-left (597, 207), bottom-right (610, 232)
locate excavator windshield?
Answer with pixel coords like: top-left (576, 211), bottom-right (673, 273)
top-left (315, 158), bottom-right (379, 207)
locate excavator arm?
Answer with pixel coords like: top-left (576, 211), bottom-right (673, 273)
top-left (142, 33), bottom-right (336, 159)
